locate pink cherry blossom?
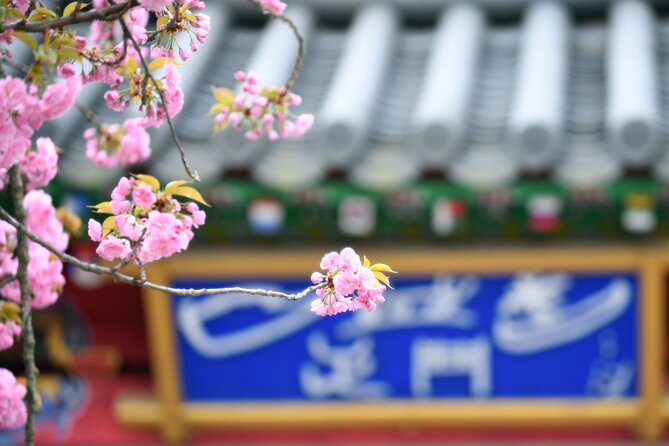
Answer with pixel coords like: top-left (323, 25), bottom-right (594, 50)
top-left (0, 368), bottom-right (26, 430)
top-left (309, 248), bottom-right (393, 316)
top-left (40, 72), bottom-right (82, 121)
top-left (0, 320), bottom-right (20, 351)
top-left (20, 137), bottom-right (59, 191)
top-left (96, 235), bottom-right (132, 261)
top-left (132, 183), bottom-right (156, 208)
top-left (115, 214), bottom-right (143, 241)
top-left (319, 252), bottom-right (339, 273)
top-left (138, 0), bottom-right (170, 12)
top-left (310, 272), bottom-right (323, 284)
top-left (88, 219), bottom-right (102, 242)
top-left (259, 0), bottom-right (287, 15)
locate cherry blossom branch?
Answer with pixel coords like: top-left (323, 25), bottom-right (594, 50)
top-left (0, 205), bottom-right (322, 300)
top-left (2, 1), bottom-right (138, 33)
top-left (246, 0), bottom-right (305, 91)
top-left (0, 57), bottom-right (104, 132)
top-left (0, 275), bottom-right (17, 288)
top-left (8, 166), bottom-right (37, 446)
top-left (74, 101), bottom-right (104, 131)
top-left (117, 13), bottom-right (200, 182)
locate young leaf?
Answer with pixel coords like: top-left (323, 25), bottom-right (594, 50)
top-left (370, 263), bottom-right (397, 273)
top-left (63, 2), bottom-right (88, 16)
top-left (1, 301), bottom-right (21, 322)
top-left (164, 180), bottom-right (189, 195)
top-left (212, 87), bottom-right (235, 107)
top-left (101, 216), bottom-right (116, 238)
top-left (373, 271), bottom-right (393, 289)
top-left (28, 7), bottom-right (59, 21)
top-left (156, 15), bottom-right (169, 29)
top-left (170, 186), bottom-right (210, 207)
top-left (147, 57), bottom-right (181, 71)
top-left (133, 174), bottom-right (160, 191)
top-left (13, 32), bottom-right (37, 51)
top-left (89, 201), bottom-right (113, 214)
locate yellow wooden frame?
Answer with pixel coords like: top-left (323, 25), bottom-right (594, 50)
top-left (114, 246), bottom-right (667, 443)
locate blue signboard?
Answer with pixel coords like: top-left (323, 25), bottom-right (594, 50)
top-left (172, 273), bottom-right (638, 401)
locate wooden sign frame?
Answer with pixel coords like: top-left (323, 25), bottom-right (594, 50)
top-left (114, 246), bottom-right (667, 442)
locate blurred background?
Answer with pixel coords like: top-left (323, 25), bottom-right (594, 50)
top-left (5, 0), bottom-right (669, 443)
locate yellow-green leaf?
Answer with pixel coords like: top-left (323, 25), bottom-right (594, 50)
top-left (133, 174), bottom-right (160, 191)
top-left (28, 7), bottom-right (58, 21)
top-left (373, 271), bottom-right (393, 289)
top-left (101, 216), bottom-right (116, 237)
top-left (13, 31), bottom-right (37, 51)
top-left (147, 56), bottom-right (180, 72)
top-left (1, 301), bottom-right (21, 323)
top-left (51, 35), bottom-right (76, 47)
top-left (156, 15), bottom-right (169, 29)
top-left (170, 186), bottom-right (210, 207)
top-left (212, 87), bottom-right (235, 107)
top-left (363, 255), bottom-right (370, 269)
top-left (63, 2), bottom-right (88, 16)
top-left (88, 202), bottom-right (113, 214)
top-left (164, 180), bottom-right (189, 195)
top-left (207, 103), bottom-right (228, 116)
top-left (57, 47), bottom-right (82, 61)
top-left (370, 263), bottom-right (397, 274)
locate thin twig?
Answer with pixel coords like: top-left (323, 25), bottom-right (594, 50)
top-left (246, 0), bottom-right (305, 91)
top-left (0, 274), bottom-right (17, 288)
top-left (0, 206), bottom-right (322, 301)
top-left (117, 14), bottom-right (200, 182)
top-left (4, 1), bottom-right (138, 33)
top-left (75, 101), bottom-right (103, 131)
top-left (0, 56), bottom-right (29, 74)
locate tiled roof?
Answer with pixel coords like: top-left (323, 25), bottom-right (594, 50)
top-left (49, 0), bottom-right (669, 192)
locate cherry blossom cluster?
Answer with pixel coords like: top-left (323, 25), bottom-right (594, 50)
top-left (85, 118), bottom-right (151, 166)
top-left (0, 0), bottom-right (341, 433)
top-left (150, 1), bottom-right (210, 62)
top-left (0, 137), bottom-right (59, 191)
top-left (1, 191), bottom-right (68, 309)
top-left (309, 248), bottom-right (396, 316)
top-left (0, 69), bottom-right (80, 171)
top-left (212, 71), bottom-right (314, 142)
top-left (0, 368), bottom-right (26, 430)
top-left (103, 60), bottom-right (184, 128)
top-left (88, 175), bottom-right (207, 264)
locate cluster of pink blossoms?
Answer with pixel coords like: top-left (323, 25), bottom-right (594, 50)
top-left (213, 71), bottom-right (314, 142)
top-left (150, 0), bottom-right (210, 62)
top-left (0, 67), bottom-right (80, 171)
top-left (309, 248), bottom-right (395, 316)
top-left (85, 118), bottom-right (151, 167)
top-left (0, 368), bottom-right (26, 430)
top-left (0, 137), bottom-right (59, 191)
top-left (0, 191), bottom-right (68, 310)
top-left (82, 1), bottom-right (206, 167)
top-left (88, 176), bottom-right (206, 264)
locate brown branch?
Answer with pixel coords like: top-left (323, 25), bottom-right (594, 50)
top-left (117, 14), bottom-right (200, 182)
top-left (8, 167), bottom-right (38, 446)
top-left (4, 1), bottom-right (138, 33)
top-left (246, 0), bottom-right (305, 91)
top-left (0, 274), bottom-right (17, 288)
top-left (0, 205), bottom-right (322, 301)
